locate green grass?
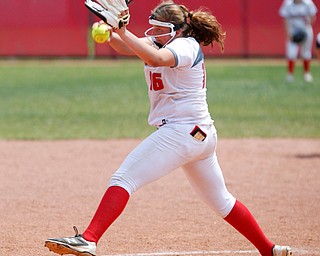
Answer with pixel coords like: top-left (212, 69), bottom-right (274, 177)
top-left (0, 59), bottom-right (319, 139)
top-left (206, 61), bottom-right (320, 137)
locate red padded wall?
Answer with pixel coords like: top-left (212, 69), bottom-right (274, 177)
top-left (0, 0), bottom-right (88, 56)
top-left (95, 0), bottom-right (247, 57)
top-left (0, 0), bottom-right (319, 57)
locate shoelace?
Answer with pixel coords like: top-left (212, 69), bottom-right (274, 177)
top-left (73, 226), bottom-right (82, 238)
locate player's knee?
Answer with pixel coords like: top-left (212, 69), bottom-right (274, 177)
top-left (301, 50), bottom-right (312, 59)
top-left (200, 193), bottom-right (236, 218)
top-left (214, 196), bottom-right (237, 218)
top-left (109, 172), bottom-right (137, 195)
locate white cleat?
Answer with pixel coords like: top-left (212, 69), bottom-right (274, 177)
top-left (272, 245), bottom-right (293, 256)
top-left (304, 73), bottom-right (313, 83)
top-left (45, 226), bottom-right (96, 256)
top-left (286, 74), bottom-right (294, 83)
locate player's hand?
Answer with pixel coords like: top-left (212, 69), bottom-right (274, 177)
top-left (92, 21), bottom-right (113, 31)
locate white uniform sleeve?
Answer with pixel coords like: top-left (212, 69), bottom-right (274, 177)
top-left (165, 38), bottom-right (197, 68)
top-left (307, 0), bottom-right (318, 16)
top-left (279, 0), bottom-right (290, 17)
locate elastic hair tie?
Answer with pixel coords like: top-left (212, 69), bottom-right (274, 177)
top-left (178, 6), bottom-right (187, 23)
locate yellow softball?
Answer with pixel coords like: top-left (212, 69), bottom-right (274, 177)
top-left (91, 23), bottom-right (110, 44)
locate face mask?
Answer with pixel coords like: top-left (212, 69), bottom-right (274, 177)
top-left (144, 17), bottom-right (177, 48)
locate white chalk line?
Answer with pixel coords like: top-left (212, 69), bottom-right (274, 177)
top-left (102, 248), bottom-right (318, 256)
top-left (103, 250), bottom-right (256, 256)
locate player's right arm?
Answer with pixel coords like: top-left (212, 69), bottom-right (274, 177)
top-left (115, 26), bottom-right (177, 67)
top-left (108, 31), bottom-right (150, 56)
top-left (282, 19), bottom-right (291, 40)
top-left (279, 1), bottom-right (291, 39)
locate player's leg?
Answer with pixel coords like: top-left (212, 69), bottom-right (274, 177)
top-left (182, 153), bottom-right (236, 217)
top-left (286, 40), bottom-right (299, 82)
top-left (182, 134), bottom-right (282, 256)
top-left (82, 128), bottom-right (187, 243)
top-left (301, 27), bottom-right (314, 82)
top-left (46, 125), bottom-right (194, 255)
top-left (83, 123), bottom-right (214, 244)
top-left (183, 158), bottom-right (274, 255)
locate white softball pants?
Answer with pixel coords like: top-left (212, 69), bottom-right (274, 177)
top-left (109, 123), bottom-right (236, 218)
top-left (286, 26), bottom-right (314, 60)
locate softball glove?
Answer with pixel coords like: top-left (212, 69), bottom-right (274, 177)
top-left (291, 29), bottom-right (307, 44)
top-left (85, 0), bottom-right (130, 29)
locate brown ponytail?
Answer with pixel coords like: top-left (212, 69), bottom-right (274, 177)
top-left (180, 5), bottom-right (225, 51)
top-left (151, 1), bottom-right (226, 51)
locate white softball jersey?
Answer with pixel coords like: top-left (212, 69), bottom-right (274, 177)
top-left (279, 0), bottom-right (318, 59)
top-left (109, 36), bottom-right (236, 217)
top-left (144, 37), bottom-right (213, 127)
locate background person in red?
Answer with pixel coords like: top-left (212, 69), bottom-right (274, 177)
top-left (279, 0), bottom-right (318, 83)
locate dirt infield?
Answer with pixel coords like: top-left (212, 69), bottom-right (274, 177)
top-left (0, 139), bottom-right (319, 256)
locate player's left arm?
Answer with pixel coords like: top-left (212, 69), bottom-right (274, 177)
top-left (310, 15), bottom-right (316, 25)
top-left (308, 1), bottom-right (317, 25)
top-left (282, 19), bottom-right (291, 40)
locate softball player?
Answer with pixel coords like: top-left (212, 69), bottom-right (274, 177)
top-left (45, 1), bottom-right (292, 256)
top-left (279, 0), bottom-right (318, 83)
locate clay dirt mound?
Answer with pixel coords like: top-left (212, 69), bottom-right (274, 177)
top-left (0, 139), bottom-right (319, 256)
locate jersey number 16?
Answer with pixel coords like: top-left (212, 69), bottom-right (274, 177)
top-left (149, 72), bottom-right (164, 91)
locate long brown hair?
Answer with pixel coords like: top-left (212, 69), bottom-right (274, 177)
top-left (151, 0), bottom-right (226, 51)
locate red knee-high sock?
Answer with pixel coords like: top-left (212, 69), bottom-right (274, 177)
top-left (83, 186), bottom-right (130, 244)
top-left (303, 59), bottom-right (310, 73)
top-left (288, 60), bottom-right (295, 74)
top-left (224, 200), bottom-right (274, 256)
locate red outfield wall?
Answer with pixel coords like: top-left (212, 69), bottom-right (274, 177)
top-left (0, 0), bottom-right (319, 58)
